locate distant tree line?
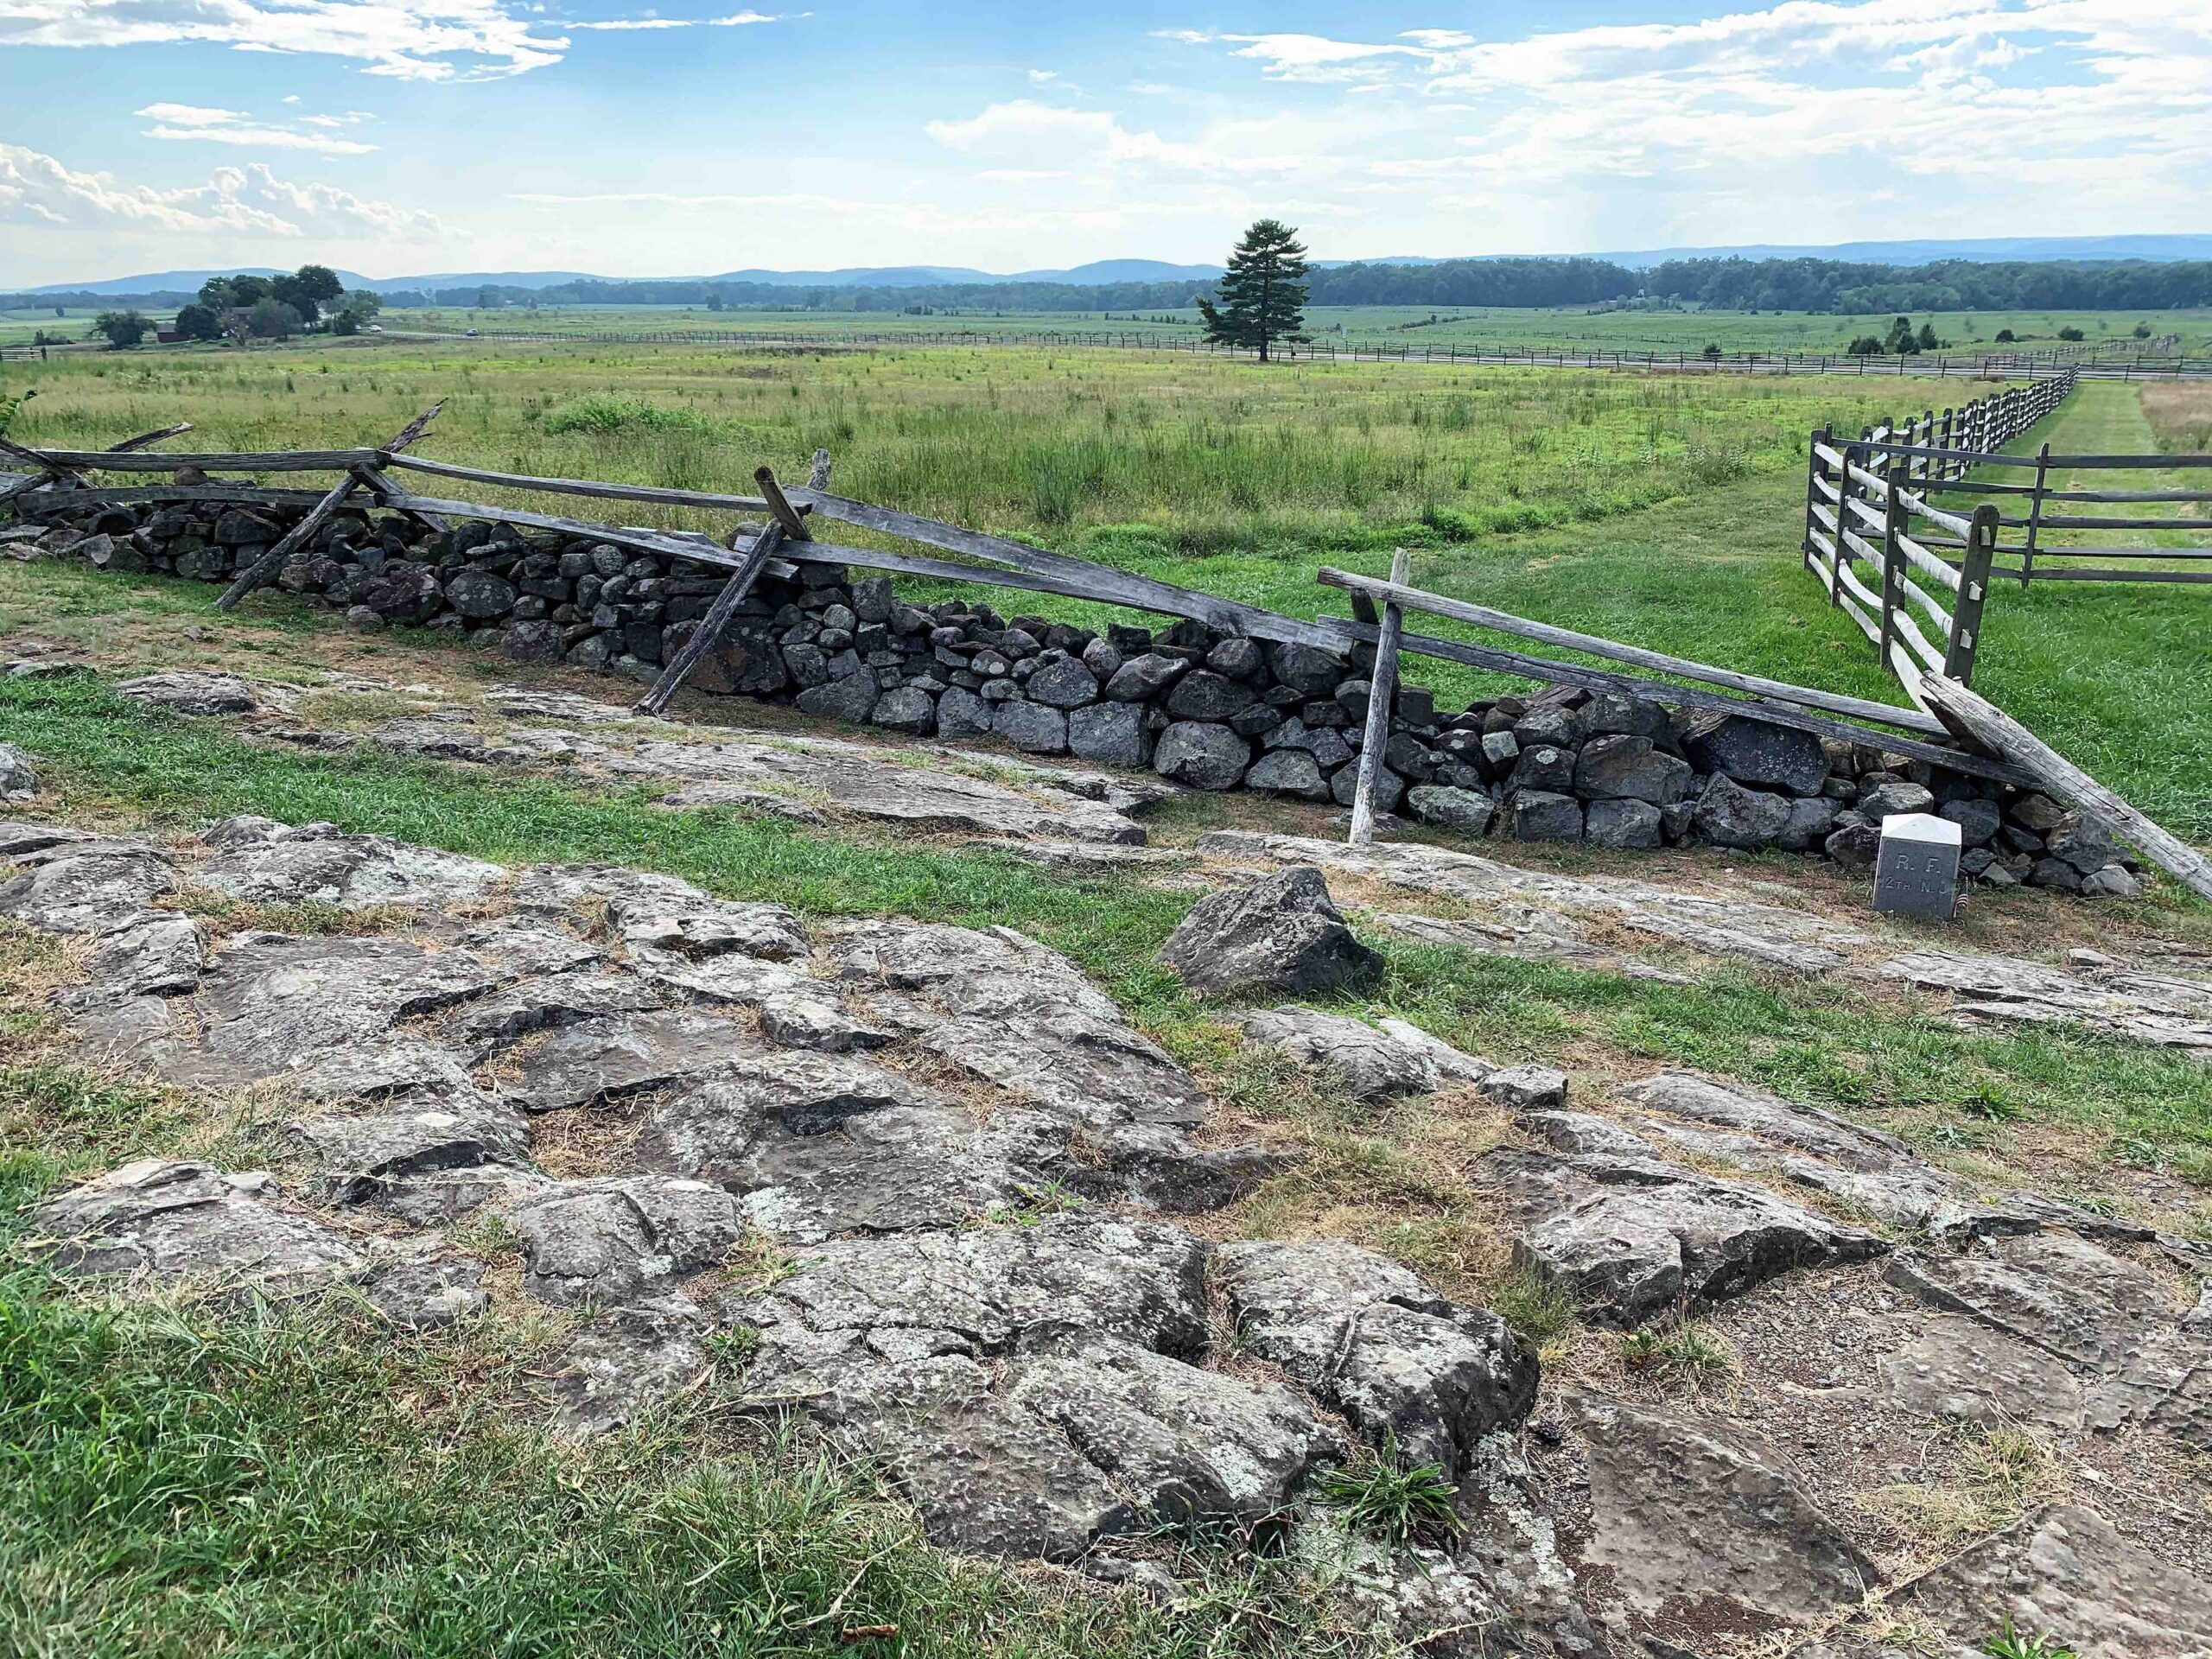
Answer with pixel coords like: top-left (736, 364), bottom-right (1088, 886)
top-left (79, 267), bottom-right (383, 350)
top-left (11, 255), bottom-right (2209, 322)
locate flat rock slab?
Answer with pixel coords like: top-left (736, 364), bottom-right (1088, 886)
top-left (1571, 1391), bottom-right (1880, 1625)
top-left (1476, 1123), bottom-right (1889, 1324)
top-left (1239, 1006), bottom-right (1496, 1102)
top-left (32, 1159), bottom-right (365, 1291)
top-left (115, 671), bottom-right (268, 716)
top-left (1198, 829), bottom-right (1866, 974)
top-left (506, 1174), bottom-right (744, 1306)
top-left (0, 842), bottom-right (177, 933)
top-left (1891, 1503), bottom-right (2212, 1659)
top-left (195, 817), bottom-right (507, 910)
top-left (532, 1300), bottom-right (715, 1440)
top-left (1880, 949), bottom-right (2212, 1058)
top-left (605, 736), bottom-right (1151, 844)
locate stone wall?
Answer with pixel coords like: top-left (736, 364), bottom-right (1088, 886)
top-left (7, 492), bottom-right (2139, 893)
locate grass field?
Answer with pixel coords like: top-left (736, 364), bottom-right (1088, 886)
top-left (378, 302), bottom-right (2212, 356)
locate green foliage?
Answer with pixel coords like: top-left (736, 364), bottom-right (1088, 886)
top-left (1318, 1435), bottom-right (1461, 1548)
top-left (171, 302), bottom-right (222, 342)
top-left (91, 310), bottom-right (153, 349)
top-left (1996, 327), bottom-right (2018, 343)
top-left (2058, 326), bottom-right (2086, 341)
top-left (1982, 1618), bottom-right (2079, 1659)
top-left (1198, 219), bottom-right (1312, 361)
top-left (540, 394), bottom-right (728, 435)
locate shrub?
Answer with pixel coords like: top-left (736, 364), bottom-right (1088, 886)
top-left (1319, 1433), bottom-right (1461, 1548)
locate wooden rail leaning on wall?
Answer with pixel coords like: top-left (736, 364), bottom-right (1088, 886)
top-left (10, 420), bottom-right (2208, 894)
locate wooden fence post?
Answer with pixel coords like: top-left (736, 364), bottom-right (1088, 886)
top-left (1942, 505), bottom-right (1999, 685)
top-left (2020, 442), bottom-right (2051, 588)
top-left (1878, 439), bottom-right (1906, 674)
top-left (1348, 547), bottom-right (1410, 845)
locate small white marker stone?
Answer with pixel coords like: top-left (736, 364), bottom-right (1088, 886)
top-left (1873, 811), bottom-right (1963, 920)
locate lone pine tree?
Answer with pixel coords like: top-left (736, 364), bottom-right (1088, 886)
top-left (1198, 219), bottom-right (1311, 361)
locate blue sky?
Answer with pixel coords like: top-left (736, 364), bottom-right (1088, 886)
top-left (3, 0), bottom-right (2209, 286)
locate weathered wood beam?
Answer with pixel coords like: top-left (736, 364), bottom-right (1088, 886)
top-left (0, 422), bottom-right (193, 505)
top-left (1349, 548), bottom-right (1409, 845)
top-left (1317, 567), bottom-right (1951, 740)
top-left (632, 522), bottom-right (788, 716)
top-left (755, 465), bottom-right (811, 542)
top-left (1917, 675), bottom-right (2212, 900)
top-left (385, 452), bottom-right (772, 513)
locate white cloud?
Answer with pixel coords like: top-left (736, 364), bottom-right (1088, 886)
top-left (0, 0), bottom-right (569, 79)
top-left (569, 9), bottom-right (792, 28)
top-left (134, 101), bottom-right (378, 154)
top-left (0, 144), bottom-right (442, 238)
top-left (1027, 67), bottom-right (1058, 83)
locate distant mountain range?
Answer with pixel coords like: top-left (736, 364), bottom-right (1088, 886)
top-left (16, 235), bottom-right (2211, 298)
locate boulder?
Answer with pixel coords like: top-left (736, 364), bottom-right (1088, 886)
top-left (1024, 657), bottom-right (1099, 709)
top-left (1572, 734), bottom-right (1692, 805)
top-left (1681, 712), bottom-right (1829, 797)
top-left (1243, 748), bottom-right (1329, 800)
top-left (1266, 641), bottom-right (1347, 697)
top-left (1939, 797), bottom-right (2003, 846)
top-left (1152, 721), bottom-right (1249, 791)
top-left (795, 670), bottom-right (880, 724)
top-left (0, 742), bottom-right (35, 798)
top-left (1406, 785), bottom-right (1495, 834)
top-left (992, 699), bottom-right (1068, 754)
top-left (1693, 773), bottom-right (1791, 848)
top-left (1330, 762), bottom-right (1404, 814)
top-left (116, 671), bottom-right (256, 716)
top-left (935, 686), bottom-right (994, 737)
top-left (1067, 701), bottom-right (1151, 768)
top-left (1584, 797), bottom-right (1662, 849)
top-left (869, 686), bottom-right (938, 735)
top-left (1165, 670), bottom-right (1256, 721)
top-left (1103, 653), bottom-right (1187, 702)
top-left (444, 569), bottom-right (517, 620)
top-left (1157, 867), bottom-right (1382, 997)
top-left (500, 620), bottom-right (568, 663)
top-left (1859, 779), bottom-right (1936, 821)
top-left (1217, 1239), bottom-right (1537, 1475)
top-left (1774, 794), bottom-right (1840, 852)
top-left (1509, 790), bottom-right (1583, 842)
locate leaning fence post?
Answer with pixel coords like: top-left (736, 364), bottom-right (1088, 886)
top-left (1348, 547), bottom-right (1410, 846)
top-left (1942, 505), bottom-right (1999, 685)
top-left (1878, 440), bottom-right (1906, 679)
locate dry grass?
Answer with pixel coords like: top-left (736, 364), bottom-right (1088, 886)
top-left (2140, 380), bottom-right (2212, 459)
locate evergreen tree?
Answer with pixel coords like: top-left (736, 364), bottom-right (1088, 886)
top-left (1197, 219), bottom-right (1311, 361)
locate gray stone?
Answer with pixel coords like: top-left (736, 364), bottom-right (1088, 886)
top-left (1238, 1007), bottom-right (1493, 1101)
top-left (1066, 701), bottom-right (1151, 768)
top-left (444, 568), bottom-right (517, 619)
top-left (1507, 744), bottom-right (1575, 795)
top-left (1478, 1065), bottom-right (1568, 1111)
top-left (1103, 653), bottom-right (1187, 702)
top-left (1166, 670), bottom-right (1255, 721)
top-left (501, 620), bottom-right (568, 661)
top-left (1693, 773), bottom-right (1792, 848)
top-left (0, 846), bottom-right (176, 933)
top-left (33, 1159), bottom-right (364, 1293)
top-left (1895, 1504), bottom-right (2212, 1659)
top-left (868, 685), bottom-right (937, 734)
top-left (505, 1174), bottom-right (743, 1306)
top-left (992, 699), bottom-right (1068, 754)
top-left (115, 671), bottom-right (257, 716)
top-left (1682, 712), bottom-right (1829, 796)
top-left (1573, 734), bottom-right (1692, 805)
top-left (1024, 657), bottom-right (1099, 709)
top-left (1859, 779), bottom-right (1936, 821)
top-left (365, 1255), bottom-right (490, 1329)
top-left (1509, 790), bottom-right (1582, 842)
top-left (1939, 797), bottom-right (2003, 846)
top-left (1774, 794), bottom-right (1841, 852)
top-left (1479, 729), bottom-right (1519, 769)
top-left (1243, 748), bottom-right (1328, 800)
top-left (1330, 761), bottom-right (1403, 814)
top-left (2081, 863), bottom-right (2144, 899)
top-left (501, 1008), bottom-right (756, 1112)
top-left (934, 686), bottom-right (993, 737)
top-left (535, 1300), bottom-right (715, 1440)
top-left (1152, 721), bottom-right (1249, 790)
top-left (1217, 1239), bottom-right (1537, 1475)
top-left (0, 742), bottom-right (35, 798)
top-left (1826, 817), bottom-right (1882, 868)
top-left (1885, 1230), bottom-right (2174, 1371)
top-left (1572, 1393), bottom-right (1880, 1621)
top-left (1406, 785), bottom-right (1495, 834)
top-left (1584, 797), bottom-right (1662, 849)
top-left (2048, 811), bottom-right (2120, 876)
top-left (1158, 868), bottom-right (1382, 998)
top-left (289, 1099), bottom-right (531, 1205)
top-left (195, 818), bottom-right (505, 910)
top-left (1266, 641), bottom-right (1346, 697)
top-left (794, 671), bottom-right (881, 724)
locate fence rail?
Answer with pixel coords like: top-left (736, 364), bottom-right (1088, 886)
top-left (342, 326), bottom-right (2212, 380)
top-left (1802, 372), bottom-right (2212, 697)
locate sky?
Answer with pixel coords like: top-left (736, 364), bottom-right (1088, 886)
top-left (2, 0), bottom-right (2209, 287)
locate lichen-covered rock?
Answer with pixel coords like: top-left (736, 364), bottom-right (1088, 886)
top-left (33, 1159), bottom-right (365, 1291)
top-left (1217, 1239), bottom-right (1537, 1475)
top-left (0, 742), bottom-right (35, 798)
top-left (195, 817), bottom-right (506, 910)
top-left (505, 1175), bottom-right (743, 1306)
top-left (1681, 712), bottom-right (1828, 796)
top-left (116, 670), bottom-right (257, 716)
top-left (1693, 773), bottom-right (1793, 848)
top-left (1157, 867), bottom-right (1382, 998)
top-left (1152, 721), bottom-right (1249, 790)
top-left (534, 1299), bottom-right (715, 1440)
top-left (1238, 1006), bottom-right (1492, 1101)
top-left (0, 843), bottom-right (177, 933)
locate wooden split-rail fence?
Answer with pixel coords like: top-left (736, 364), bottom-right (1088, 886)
top-left (5, 412), bottom-right (2208, 899)
top-left (1803, 372), bottom-right (2212, 702)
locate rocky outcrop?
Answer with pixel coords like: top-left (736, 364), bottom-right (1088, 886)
top-left (1157, 867), bottom-right (1383, 997)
